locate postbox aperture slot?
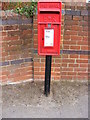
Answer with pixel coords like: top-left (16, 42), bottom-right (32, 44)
top-left (39, 8), bottom-right (60, 13)
top-left (40, 12), bottom-right (60, 14)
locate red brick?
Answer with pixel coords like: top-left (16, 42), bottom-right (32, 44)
top-left (61, 72), bottom-right (67, 75)
top-left (74, 68), bottom-right (87, 72)
top-left (83, 37), bottom-right (88, 41)
top-left (34, 58), bottom-right (40, 62)
top-left (65, 4), bottom-right (71, 9)
top-left (77, 41), bottom-right (88, 45)
top-left (52, 63), bottom-right (61, 67)
top-left (78, 31), bottom-right (88, 36)
top-left (34, 71), bottom-right (45, 75)
top-left (62, 67), bottom-right (73, 71)
top-left (17, 67), bottom-right (32, 73)
top-left (2, 71), bottom-right (10, 76)
top-left (81, 46), bottom-right (88, 51)
top-left (2, 75), bottom-right (8, 80)
top-left (66, 21), bottom-right (79, 25)
top-left (83, 27), bottom-right (88, 31)
top-left (73, 16), bottom-right (83, 21)
top-left (54, 76), bottom-right (61, 80)
top-left (80, 63), bottom-right (88, 68)
top-left (69, 64), bottom-right (78, 67)
top-left (79, 21), bottom-right (88, 26)
top-left (54, 68), bottom-right (61, 71)
top-left (80, 55), bottom-right (88, 59)
top-left (8, 30), bottom-right (21, 36)
top-left (55, 59), bottom-right (61, 63)
top-left (64, 35), bottom-right (70, 40)
top-left (34, 19), bottom-right (37, 25)
top-left (33, 24), bottom-right (37, 29)
top-left (41, 68), bottom-right (46, 71)
top-left (1, 32), bottom-right (7, 36)
top-left (34, 39), bottom-right (38, 43)
top-left (71, 36), bottom-right (82, 41)
top-left (19, 25), bottom-right (32, 30)
top-left (70, 54), bottom-right (78, 58)
top-left (4, 25), bottom-right (18, 31)
top-left (62, 54), bottom-right (68, 58)
top-left (63, 40), bottom-right (76, 45)
top-left (8, 72), bottom-right (20, 79)
top-left (23, 30), bottom-right (32, 35)
top-left (76, 60), bottom-right (88, 63)
top-left (65, 31), bottom-right (78, 35)
top-left (5, 45), bottom-right (21, 51)
top-left (70, 46), bottom-right (80, 50)
top-left (62, 63), bottom-right (67, 67)
top-left (34, 62), bottom-right (45, 67)
top-left (3, 36), bottom-right (19, 41)
top-left (77, 72), bottom-right (88, 76)
top-left (2, 52), bottom-right (8, 57)
top-left (0, 26), bottom-right (3, 31)
top-left (41, 58), bottom-right (45, 62)
top-left (61, 75), bottom-right (73, 80)
top-left (6, 55), bottom-right (17, 61)
top-left (71, 6), bottom-right (75, 10)
top-left (72, 26), bottom-right (83, 31)
top-left (0, 37), bottom-right (2, 41)
top-left (13, 75), bottom-right (32, 82)
top-left (33, 34), bottom-right (38, 40)
top-left (20, 71), bottom-right (32, 76)
top-left (63, 45), bottom-right (69, 49)
top-left (84, 16), bottom-right (88, 21)
top-left (65, 26), bottom-right (72, 30)
top-left (65, 15), bottom-right (72, 20)
top-left (77, 76), bottom-right (88, 80)
top-left (67, 72), bottom-right (76, 76)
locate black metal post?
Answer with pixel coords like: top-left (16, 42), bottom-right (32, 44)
top-left (44, 55), bottom-right (52, 96)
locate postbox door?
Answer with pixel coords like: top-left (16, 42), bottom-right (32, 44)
top-left (38, 24), bottom-right (60, 55)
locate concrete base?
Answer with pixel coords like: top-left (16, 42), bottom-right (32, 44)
top-left (2, 81), bottom-right (88, 118)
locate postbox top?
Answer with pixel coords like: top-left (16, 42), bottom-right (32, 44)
top-left (38, 0), bottom-right (61, 2)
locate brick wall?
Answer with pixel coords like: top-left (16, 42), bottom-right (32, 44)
top-left (0, 2), bottom-right (89, 84)
top-left (33, 2), bottom-right (88, 81)
top-left (61, 3), bottom-right (88, 80)
top-left (1, 11), bottom-right (33, 84)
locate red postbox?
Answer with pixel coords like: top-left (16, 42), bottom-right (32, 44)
top-left (38, 0), bottom-right (62, 55)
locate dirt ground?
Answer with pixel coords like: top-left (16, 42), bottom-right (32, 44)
top-left (2, 81), bottom-right (88, 118)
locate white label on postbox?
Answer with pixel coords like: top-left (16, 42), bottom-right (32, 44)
top-left (44, 29), bottom-right (54, 47)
